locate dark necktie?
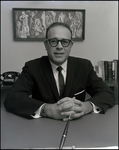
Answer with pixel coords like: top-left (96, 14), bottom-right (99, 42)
top-left (57, 66), bottom-right (64, 98)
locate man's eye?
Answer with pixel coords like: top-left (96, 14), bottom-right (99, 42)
top-left (63, 40), bottom-right (69, 44)
top-left (51, 40), bottom-right (57, 43)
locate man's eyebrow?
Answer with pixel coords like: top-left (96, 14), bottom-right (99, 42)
top-left (49, 37), bottom-right (58, 39)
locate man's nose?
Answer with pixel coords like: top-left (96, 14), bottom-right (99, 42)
top-left (56, 41), bottom-right (63, 49)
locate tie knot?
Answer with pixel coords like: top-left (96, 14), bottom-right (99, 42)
top-left (57, 66), bottom-right (63, 72)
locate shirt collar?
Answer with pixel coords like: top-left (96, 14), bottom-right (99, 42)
top-left (49, 60), bottom-right (67, 72)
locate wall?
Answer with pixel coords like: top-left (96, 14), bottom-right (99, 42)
top-left (1, 1), bottom-right (118, 73)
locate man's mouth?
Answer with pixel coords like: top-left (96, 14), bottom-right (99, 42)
top-left (54, 53), bottom-right (64, 56)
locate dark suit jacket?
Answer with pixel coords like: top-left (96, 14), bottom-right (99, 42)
top-left (4, 56), bottom-right (115, 118)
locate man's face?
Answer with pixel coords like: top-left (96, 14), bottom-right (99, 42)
top-left (44, 26), bottom-right (73, 66)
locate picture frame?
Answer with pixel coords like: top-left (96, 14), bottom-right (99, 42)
top-left (13, 8), bottom-right (85, 41)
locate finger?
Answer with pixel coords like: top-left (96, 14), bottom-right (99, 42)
top-left (59, 101), bottom-right (81, 112)
top-left (61, 110), bottom-right (75, 117)
top-left (73, 99), bottom-right (82, 105)
top-left (63, 117), bottom-right (73, 121)
top-left (63, 114), bottom-right (74, 121)
top-left (57, 97), bottom-right (71, 105)
top-left (72, 98), bottom-right (81, 104)
top-left (72, 112), bottom-right (84, 119)
top-left (63, 118), bottom-right (69, 121)
top-left (72, 105), bottom-right (82, 112)
top-left (59, 101), bottom-right (75, 111)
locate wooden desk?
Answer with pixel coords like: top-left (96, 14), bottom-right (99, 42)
top-left (1, 101), bottom-right (118, 149)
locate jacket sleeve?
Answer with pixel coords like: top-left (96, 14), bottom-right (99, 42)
top-left (86, 60), bottom-right (116, 113)
top-left (4, 62), bottom-right (44, 118)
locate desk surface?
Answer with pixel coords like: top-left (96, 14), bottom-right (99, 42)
top-left (1, 95), bottom-right (118, 150)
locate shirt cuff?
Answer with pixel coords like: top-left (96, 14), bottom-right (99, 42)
top-left (31, 103), bottom-right (46, 118)
top-left (89, 101), bottom-right (102, 114)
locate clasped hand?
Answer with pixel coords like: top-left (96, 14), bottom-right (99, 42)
top-left (44, 97), bottom-right (93, 121)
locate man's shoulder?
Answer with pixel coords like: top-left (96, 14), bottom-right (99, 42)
top-left (25, 56), bottom-right (48, 65)
top-left (69, 56), bottom-right (91, 64)
top-left (68, 57), bottom-right (93, 72)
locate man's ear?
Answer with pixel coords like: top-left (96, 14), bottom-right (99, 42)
top-left (70, 40), bottom-right (74, 48)
top-left (71, 40), bottom-right (74, 45)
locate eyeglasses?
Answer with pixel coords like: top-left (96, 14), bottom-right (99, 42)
top-left (46, 38), bottom-right (73, 47)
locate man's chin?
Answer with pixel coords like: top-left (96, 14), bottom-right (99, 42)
top-left (53, 58), bottom-right (66, 66)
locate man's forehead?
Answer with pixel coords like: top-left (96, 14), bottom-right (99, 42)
top-left (47, 25), bottom-right (71, 38)
top-left (49, 25), bottom-right (70, 31)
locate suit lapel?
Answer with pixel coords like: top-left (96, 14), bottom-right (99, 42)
top-left (64, 57), bottom-right (75, 97)
top-left (43, 57), bottom-right (60, 101)
top-left (43, 56), bottom-right (75, 100)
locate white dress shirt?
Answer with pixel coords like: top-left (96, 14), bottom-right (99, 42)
top-left (50, 60), bottom-right (67, 94)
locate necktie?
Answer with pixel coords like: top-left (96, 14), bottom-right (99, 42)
top-left (57, 66), bottom-right (64, 98)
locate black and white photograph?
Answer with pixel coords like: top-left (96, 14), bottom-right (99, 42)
top-left (1, 1), bottom-right (118, 149)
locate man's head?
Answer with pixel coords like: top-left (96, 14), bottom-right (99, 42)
top-left (44, 22), bottom-right (74, 66)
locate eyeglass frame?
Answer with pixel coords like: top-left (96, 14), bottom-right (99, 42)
top-left (45, 38), bottom-right (73, 47)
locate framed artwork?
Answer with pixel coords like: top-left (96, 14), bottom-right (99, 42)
top-left (12, 8), bottom-right (85, 41)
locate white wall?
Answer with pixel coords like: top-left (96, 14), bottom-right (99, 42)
top-left (1, 1), bottom-right (118, 73)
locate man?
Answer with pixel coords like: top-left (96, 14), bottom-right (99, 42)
top-left (4, 22), bottom-right (115, 121)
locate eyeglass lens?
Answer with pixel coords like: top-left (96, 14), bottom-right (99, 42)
top-left (49, 39), bottom-right (71, 47)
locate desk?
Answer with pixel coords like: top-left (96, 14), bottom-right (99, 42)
top-left (1, 95), bottom-right (118, 149)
